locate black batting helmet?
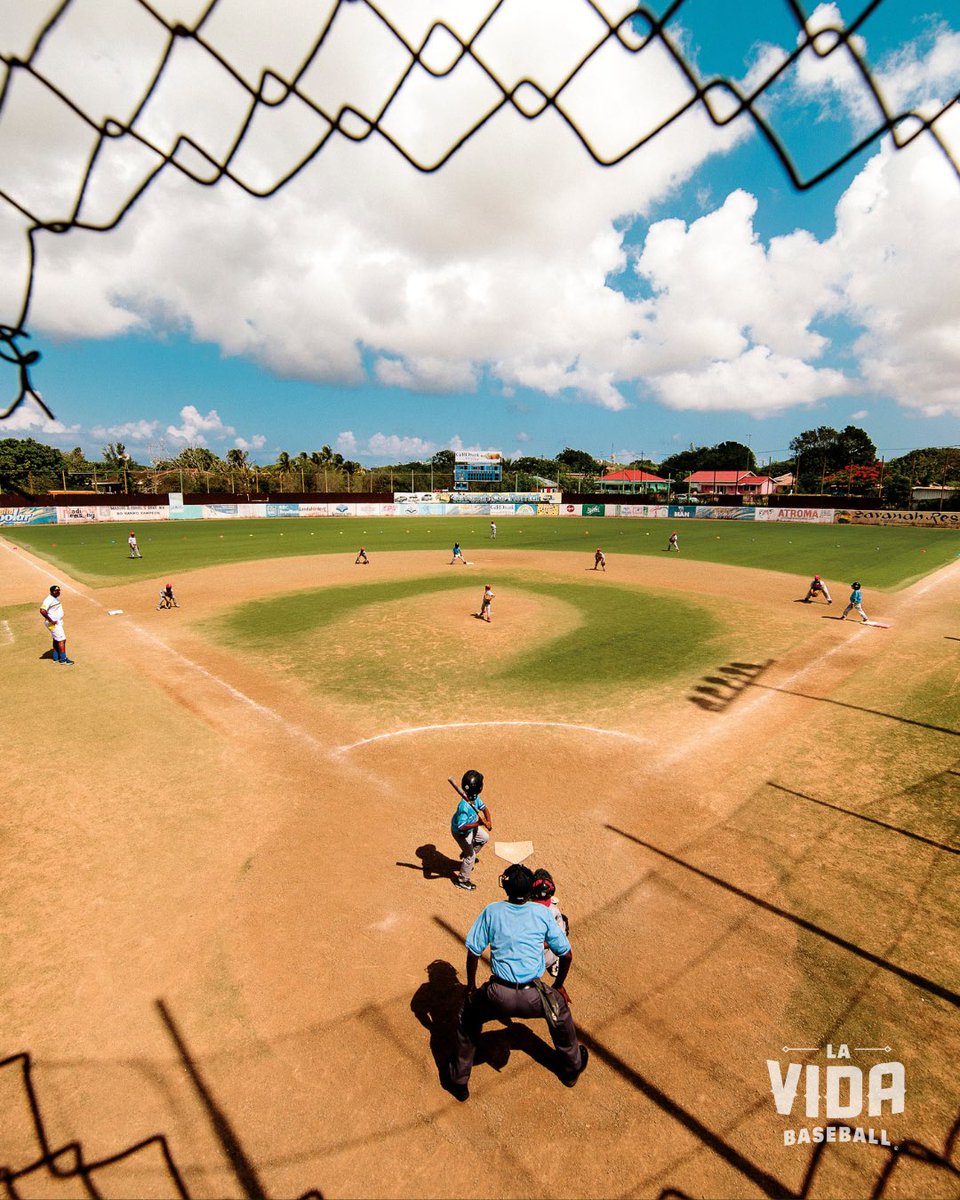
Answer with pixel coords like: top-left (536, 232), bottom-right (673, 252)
top-left (461, 769), bottom-right (483, 797)
top-left (500, 864), bottom-right (534, 900)
top-left (530, 868), bottom-right (556, 900)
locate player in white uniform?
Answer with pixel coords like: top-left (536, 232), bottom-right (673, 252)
top-left (39, 585), bottom-right (74, 664)
top-left (127, 531), bottom-right (142, 559)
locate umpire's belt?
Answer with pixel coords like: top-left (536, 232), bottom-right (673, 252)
top-left (491, 976), bottom-right (537, 990)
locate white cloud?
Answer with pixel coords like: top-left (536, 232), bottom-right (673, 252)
top-left (234, 433), bottom-right (266, 451)
top-left (166, 404), bottom-right (236, 445)
top-left (89, 419), bottom-right (160, 441)
top-left (515, 431), bottom-right (530, 443)
top-left (849, 409), bottom-right (869, 420)
top-left (337, 430), bottom-right (438, 461)
top-left (2, 399), bottom-right (79, 436)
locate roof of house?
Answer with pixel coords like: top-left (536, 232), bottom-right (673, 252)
top-left (739, 475), bottom-right (775, 487)
top-left (600, 468), bottom-right (667, 483)
top-left (684, 470), bottom-right (756, 484)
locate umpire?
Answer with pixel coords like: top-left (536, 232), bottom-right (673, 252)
top-left (446, 864), bottom-right (588, 1100)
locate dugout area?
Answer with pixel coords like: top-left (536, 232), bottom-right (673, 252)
top-left (0, 534), bottom-right (958, 1200)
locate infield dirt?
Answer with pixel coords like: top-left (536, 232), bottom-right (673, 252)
top-left (1, 538), bottom-right (957, 1199)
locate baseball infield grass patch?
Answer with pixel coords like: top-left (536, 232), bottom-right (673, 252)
top-left (207, 574), bottom-right (725, 703)
top-left (4, 517), bottom-right (956, 588)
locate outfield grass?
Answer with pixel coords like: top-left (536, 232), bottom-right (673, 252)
top-left (3, 516), bottom-right (956, 588)
top-left (207, 573), bottom-right (726, 703)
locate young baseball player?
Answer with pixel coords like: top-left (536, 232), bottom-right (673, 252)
top-left (840, 582), bottom-right (869, 623)
top-left (157, 583), bottom-right (179, 610)
top-left (39, 584), bottom-right (74, 664)
top-left (667, 531), bottom-right (680, 552)
top-left (127, 531), bottom-right (142, 558)
top-left (530, 869), bottom-right (570, 977)
top-left (476, 584), bottom-right (494, 622)
top-left (802, 575), bottom-right (832, 604)
top-left (490, 521), bottom-right (497, 539)
top-left (593, 548), bottom-right (605, 571)
top-left (355, 547), bottom-right (369, 564)
top-left (450, 770), bottom-right (492, 891)
top-left (450, 542), bottom-right (467, 565)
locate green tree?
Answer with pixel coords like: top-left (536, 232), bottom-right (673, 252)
top-left (175, 446), bottom-right (218, 470)
top-left (0, 437), bottom-right (64, 492)
top-left (557, 447), bottom-right (600, 474)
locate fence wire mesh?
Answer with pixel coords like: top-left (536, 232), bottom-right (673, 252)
top-left (1, 0), bottom-right (957, 421)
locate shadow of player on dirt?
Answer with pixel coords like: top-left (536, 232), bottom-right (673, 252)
top-left (395, 844), bottom-right (460, 880)
top-left (411, 961), bottom-right (559, 1083)
top-left (411, 960), bottom-right (464, 1079)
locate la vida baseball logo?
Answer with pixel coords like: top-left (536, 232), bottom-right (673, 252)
top-left (767, 1043), bottom-right (904, 1147)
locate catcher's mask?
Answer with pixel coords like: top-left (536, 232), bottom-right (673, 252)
top-left (499, 863), bottom-right (534, 900)
top-left (530, 868), bottom-right (556, 900)
top-left (461, 769), bottom-right (484, 797)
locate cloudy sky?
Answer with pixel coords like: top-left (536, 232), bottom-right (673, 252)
top-left (1, 0), bottom-right (958, 466)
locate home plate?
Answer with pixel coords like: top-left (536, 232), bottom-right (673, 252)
top-left (108, 609), bottom-right (124, 615)
top-left (494, 841), bottom-right (534, 864)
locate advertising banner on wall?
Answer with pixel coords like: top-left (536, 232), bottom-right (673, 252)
top-left (695, 506), bottom-right (756, 520)
top-left (446, 502), bottom-right (491, 515)
top-left (168, 504), bottom-right (205, 520)
top-left (581, 503), bottom-right (605, 516)
top-left (773, 507), bottom-right (835, 523)
top-left (618, 504), bottom-right (670, 518)
top-left (56, 506), bottom-right (99, 524)
top-left (266, 502), bottom-right (300, 518)
top-left (834, 509), bottom-right (960, 527)
top-left (667, 506), bottom-right (698, 519)
top-left (561, 503), bottom-right (581, 517)
top-left (537, 504), bottom-right (560, 517)
top-left (0, 506), bottom-right (57, 525)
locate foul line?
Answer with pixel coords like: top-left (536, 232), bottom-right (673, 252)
top-left (336, 720), bottom-right (648, 755)
top-left (0, 539), bottom-right (329, 757)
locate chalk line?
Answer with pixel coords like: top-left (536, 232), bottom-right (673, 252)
top-left (336, 720), bottom-right (648, 755)
top-left (0, 539), bottom-right (329, 756)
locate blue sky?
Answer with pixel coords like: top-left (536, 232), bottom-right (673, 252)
top-left (1, 0), bottom-right (958, 467)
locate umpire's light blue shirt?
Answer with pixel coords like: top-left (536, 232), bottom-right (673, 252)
top-left (466, 900), bottom-right (571, 984)
top-left (451, 797), bottom-right (485, 835)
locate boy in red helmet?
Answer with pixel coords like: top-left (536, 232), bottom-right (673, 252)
top-left (802, 574), bottom-right (832, 604)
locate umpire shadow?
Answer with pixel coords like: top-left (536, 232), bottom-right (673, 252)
top-left (395, 844), bottom-right (459, 881)
top-left (411, 961), bottom-right (464, 1080)
top-left (410, 962), bottom-right (558, 1082)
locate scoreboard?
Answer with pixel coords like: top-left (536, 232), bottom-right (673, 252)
top-left (453, 451), bottom-right (502, 490)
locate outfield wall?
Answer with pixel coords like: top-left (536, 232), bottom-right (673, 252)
top-left (2, 501), bottom-right (957, 528)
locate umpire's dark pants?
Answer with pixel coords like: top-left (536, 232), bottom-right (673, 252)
top-left (451, 979), bottom-right (581, 1085)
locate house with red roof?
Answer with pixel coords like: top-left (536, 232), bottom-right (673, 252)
top-left (597, 468), bottom-right (669, 494)
top-left (683, 470), bottom-right (777, 496)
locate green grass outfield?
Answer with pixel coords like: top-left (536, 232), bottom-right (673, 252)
top-left (3, 516), bottom-right (956, 588)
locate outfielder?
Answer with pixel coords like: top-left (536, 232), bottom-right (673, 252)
top-left (802, 574), bottom-right (832, 604)
top-left (593, 548), bottom-right (605, 571)
top-left (127, 531), bottom-right (142, 559)
top-left (667, 531), bottom-right (680, 552)
top-left (450, 770), bottom-right (491, 891)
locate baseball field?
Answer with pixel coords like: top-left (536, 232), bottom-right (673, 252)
top-left (1, 516), bottom-right (958, 1199)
